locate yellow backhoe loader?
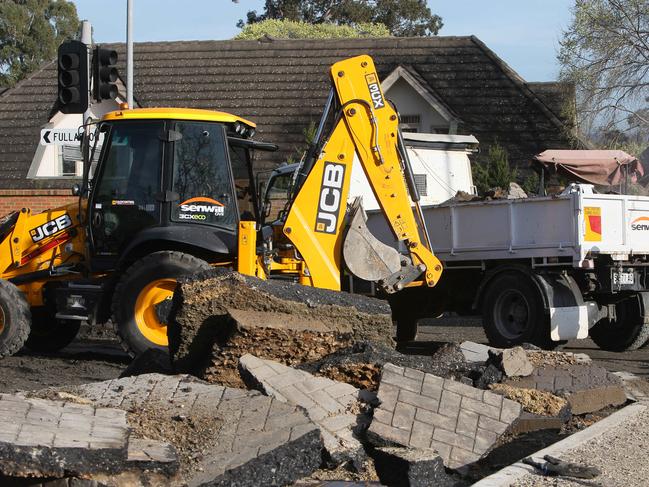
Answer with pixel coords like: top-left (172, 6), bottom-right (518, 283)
top-left (0, 55), bottom-right (442, 357)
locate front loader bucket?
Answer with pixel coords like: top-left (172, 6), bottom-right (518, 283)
top-left (343, 198), bottom-right (401, 283)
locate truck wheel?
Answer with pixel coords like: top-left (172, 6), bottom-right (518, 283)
top-left (112, 251), bottom-right (211, 357)
top-left (25, 307), bottom-right (81, 353)
top-left (589, 294), bottom-right (649, 352)
top-left (482, 273), bottom-right (553, 349)
top-left (0, 280), bottom-right (31, 358)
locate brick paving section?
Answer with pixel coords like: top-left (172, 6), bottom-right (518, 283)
top-left (0, 393), bottom-right (127, 449)
top-left (240, 354), bottom-right (361, 460)
top-left (368, 363), bottom-right (521, 469)
top-left (504, 364), bottom-right (626, 414)
top-left (58, 374), bottom-right (322, 485)
top-left (0, 393), bottom-right (129, 477)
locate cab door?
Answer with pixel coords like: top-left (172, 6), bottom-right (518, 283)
top-left (89, 121), bottom-right (165, 266)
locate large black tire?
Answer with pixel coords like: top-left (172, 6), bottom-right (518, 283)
top-left (25, 307), bottom-right (81, 353)
top-left (589, 294), bottom-right (649, 352)
top-left (0, 279), bottom-right (31, 358)
top-left (482, 273), bottom-right (553, 349)
top-left (113, 251), bottom-right (211, 357)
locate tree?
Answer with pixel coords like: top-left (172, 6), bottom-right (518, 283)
top-left (472, 142), bottom-right (518, 194)
top-left (237, 0), bottom-right (442, 37)
top-left (0, 0), bottom-right (79, 87)
top-left (235, 19), bottom-right (390, 40)
top-left (558, 0), bottom-right (649, 139)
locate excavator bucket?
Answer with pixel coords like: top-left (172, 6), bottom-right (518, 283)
top-left (343, 198), bottom-right (401, 283)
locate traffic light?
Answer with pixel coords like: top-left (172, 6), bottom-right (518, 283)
top-left (92, 46), bottom-right (118, 101)
top-left (57, 40), bottom-right (89, 114)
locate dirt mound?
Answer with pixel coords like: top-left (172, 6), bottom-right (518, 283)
top-left (203, 326), bottom-right (353, 388)
top-left (490, 383), bottom-right (567, 416)
top-left (168, 269), bottom-right (393, 374)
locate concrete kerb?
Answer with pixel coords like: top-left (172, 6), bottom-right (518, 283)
top-left (472, 402), bottom-right (647, 487)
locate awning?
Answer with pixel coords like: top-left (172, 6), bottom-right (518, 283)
top-left (533, 150), bottom-right (644, 186)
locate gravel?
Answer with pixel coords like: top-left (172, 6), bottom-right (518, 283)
top-left (511, 406), bottom-right (649, 487)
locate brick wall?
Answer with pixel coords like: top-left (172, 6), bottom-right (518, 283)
top-left (0, 189), bottom-right (77, 217)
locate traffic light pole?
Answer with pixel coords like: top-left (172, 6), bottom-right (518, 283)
top-left (80, 20), bottom-right (92, 124)
top-left (127, 0), bottom-right (134, 109)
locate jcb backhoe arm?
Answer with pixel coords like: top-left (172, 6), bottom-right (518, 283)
top-left (282, 55), bottom-right (443, 292)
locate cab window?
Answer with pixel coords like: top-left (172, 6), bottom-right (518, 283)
top-left (171, 121), bottom-right (237, 229)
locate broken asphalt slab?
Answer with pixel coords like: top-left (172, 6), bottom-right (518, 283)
top-left (37, 373), bottom-right (324, 486)
top-left (372, 447), bottom-right (460, 487)
top-left (240, 354), bottom-right (364, 465)
top-left (367, 363), bottom-right (521, 469)
top-left (0, 393), bottom-right (129, 478)
top-left (167, 269), bottom-right (393, 373)
top-left (503, 364), bottom-right (626, 414)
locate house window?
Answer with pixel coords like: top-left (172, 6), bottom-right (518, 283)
top-left (414, 173), bottom-right (427, 196)
top-left (400, 114), bottom-right (421, 133)
top-left (59, 143), bottom-right (102, 177)
top-left (60, 145), bottom-right (82, 176)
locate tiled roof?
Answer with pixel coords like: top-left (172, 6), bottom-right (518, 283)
top-left (0, 36), bottom-right (578, 189)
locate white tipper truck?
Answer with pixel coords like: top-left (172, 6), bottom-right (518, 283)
top-left (264, 133), bottom-right (649, 352)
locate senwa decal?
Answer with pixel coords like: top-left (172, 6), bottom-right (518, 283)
top-left (178, 196), bottom-right (225, 219)
top-left (631, 216), bottom-right (649, 231)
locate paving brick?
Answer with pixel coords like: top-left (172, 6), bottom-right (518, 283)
top-left (459, 341), bottom-right (500, 363)
top-left (456, 409), bottom-right (479, 438)
top-left (399, 389), bottom-right (439, 411)
top-left (409, 421), bottom-right (434, 449)
top-left (392, 402), bottom-right (416, 430)
top-left (367, 364), bottom-right (521, 469)
top-left (239, 354), bottom-right (362, 465)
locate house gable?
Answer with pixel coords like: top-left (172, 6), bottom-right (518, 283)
top-left (382, 65), bottom-right (460, 134)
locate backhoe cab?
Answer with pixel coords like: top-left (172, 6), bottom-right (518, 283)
top-left (0, 55), bottom-right (441, 358)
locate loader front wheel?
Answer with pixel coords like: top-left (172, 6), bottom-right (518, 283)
top-left (0, 279), bottom-right (31, 358)
top-left (113, 251), bottom-right (211, 357)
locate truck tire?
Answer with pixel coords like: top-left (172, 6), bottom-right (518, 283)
top-left (589, 294), bottom-right (649, 352)
top-left (25, 307), bottom-right (81, 353)
top-left (482, 273), bottom-right (553, 349)
top-left (0, 279), bottom-right (31, 358)
top-left (112, 251), bottom-right (211, 357)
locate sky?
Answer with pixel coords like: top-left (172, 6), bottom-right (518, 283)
top-left (72, 0), bottom-right (574, 82)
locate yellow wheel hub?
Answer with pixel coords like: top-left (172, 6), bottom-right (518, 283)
top-left (134, 278), bottom-right (176, 347)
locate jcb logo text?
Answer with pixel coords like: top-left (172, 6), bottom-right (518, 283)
top-left (315, 162), bottom-right (346, 234)
top-left (30, 214), bottom-right (73, 243)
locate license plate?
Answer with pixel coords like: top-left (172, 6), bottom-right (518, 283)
top-left (612, 271), bottom-right (634, 285)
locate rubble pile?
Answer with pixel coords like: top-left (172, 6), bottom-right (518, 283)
top-left (0, 272), bottom-right (643, 486)
top-left (168, 269), bottom-right (393, 380)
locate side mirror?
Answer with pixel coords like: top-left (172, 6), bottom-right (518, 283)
top-left (71, 184), bottom-right (81, 196)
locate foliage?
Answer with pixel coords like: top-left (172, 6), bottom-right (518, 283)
top-left (558, 0), bottom-right (649, 139)
top-left (472, 142), bottom-right (518, 194)
top-left (235, 0), bottom-right (442, 37)
top-left (521, 172), bottom-right (540, 195)
top-left (235, 19), bottom-right (390, 40)
top-left (0, 0), bottom-right (79, 87)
